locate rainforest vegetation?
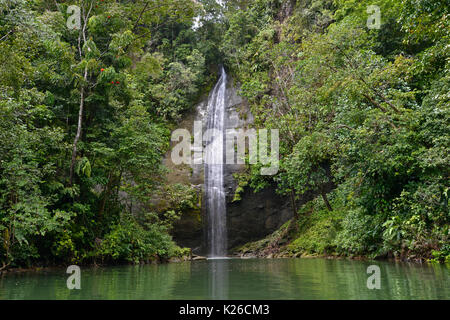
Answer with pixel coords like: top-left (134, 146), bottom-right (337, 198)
top-left (0, 0), bottom-right (448, 270)
top-left (226, 0), bottom-right (449, 263)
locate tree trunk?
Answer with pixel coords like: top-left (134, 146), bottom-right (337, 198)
top-left (290, 189), bottom-right (298, 217)
top-left (99, 171), bottom-right (113, 216)
top-left (285, 190), bottom-right (299, 236)
top-left (68, 1), bottom-right (93, 186)
top-left (69, 71), bottom-right (86, 186)
top-left (321, 191), bottom-right (332, 211)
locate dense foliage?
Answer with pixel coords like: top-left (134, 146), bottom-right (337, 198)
top-left (222, 0), bottom-right (449, 262)
top-left (0, 0), bottom-right (220, 269)
top-left (0, 0), bottom-right (448, 269)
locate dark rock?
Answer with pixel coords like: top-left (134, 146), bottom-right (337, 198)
top-left (226, 184), bottom-right (293, 250)
top-left (264, 215), bottom-right (278, 230)
top-left (172, 209), bottom-right (204, 254)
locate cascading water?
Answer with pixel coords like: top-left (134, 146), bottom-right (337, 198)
top-left (205, 66), bottom-right (227, 258)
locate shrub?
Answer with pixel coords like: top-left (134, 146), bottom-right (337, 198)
top-left (430, 244), bottom-right (450, 264)
top-left (99, 215), bottom-right (177, 264)
top-left (288, 210), bottom-right (342, 255)
top-left (335, 209), bottom-right (385, 257)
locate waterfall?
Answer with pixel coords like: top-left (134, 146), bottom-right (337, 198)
top-left (205, 66), bottom-right (227, 258)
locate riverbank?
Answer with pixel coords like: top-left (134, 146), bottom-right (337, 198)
top-left (232, 214), bottom-right (449, 265)
top-left (0, 252), bottom-right (209, 275)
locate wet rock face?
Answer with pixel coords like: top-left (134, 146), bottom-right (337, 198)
top-left (222, 78), bottom-right (293, 251)
top-left (170, 74), bottom-right (292, 254)
top-left (164, 94), bottom-right (208, 255)
top-left (226, 185), bottom-right (293, 250)
top-left (172, 209), bottom-right (204, 253)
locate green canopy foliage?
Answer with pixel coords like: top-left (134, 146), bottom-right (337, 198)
top-left (222, 0), bottom-right (449, 261)
top-left (0, 0), bottom-right (217, 268)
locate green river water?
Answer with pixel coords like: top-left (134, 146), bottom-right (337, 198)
top-left (0, 258), bottom-right (448, 300)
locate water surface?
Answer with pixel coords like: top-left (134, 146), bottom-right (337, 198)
top-left (0, 258), bottom-right (448, 300)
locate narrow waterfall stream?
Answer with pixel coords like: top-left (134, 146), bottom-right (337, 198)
top-left (205, 67), bottom-right (227, 258)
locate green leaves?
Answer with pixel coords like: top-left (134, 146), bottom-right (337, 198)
top-left (281, 132), bottom-right (336, 196)
top-left (82, 39), bottom-right (100, 59)
top-left (221, 0), bottom-right (448, 260)
top-left (109, 30), bottom-right (134, 54)
top-left (75, 157), bottom-right (92, 178)
top-left (0, 0), bottom-right (208, 267)
top-left (99, 215), bottom-right (178, 263)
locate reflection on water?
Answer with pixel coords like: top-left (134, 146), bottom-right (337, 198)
top-left (210, 259), bottom-right (228, 300)
top-left (0, 258), bottom-right (448, 300)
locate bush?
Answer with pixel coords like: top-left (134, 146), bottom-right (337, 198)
top-left (285, 193), bottom-right (344, 256)
top-left (430, 244), bottom-right (450, 264)
top-left (288, 207), bottom-right (343, 255)
top-left (335, 209), bottom-right (385, 257)
top-left (99, 215), bottom-right (178, 264)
